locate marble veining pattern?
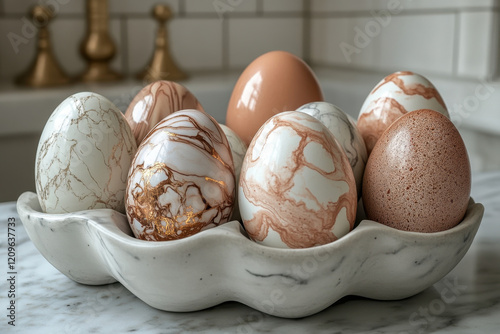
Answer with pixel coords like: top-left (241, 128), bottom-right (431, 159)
top-left (126, 109), bottom-right (235, 241)
top-left (124, 80), bottom-right (204, 145)
top-left (2, 172), bottom-right (498, 332)
top-left (239, 111), bottom-right (357, 248)
top-left (357, 71), bottom-right (449, 154)
top-left (35, 92), bottom-right (137, 214)
top-left (297, 102), bottom-right (367, 197)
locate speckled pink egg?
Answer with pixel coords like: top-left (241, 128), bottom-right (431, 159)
top-left (362, 109), bottom-right (471, 233)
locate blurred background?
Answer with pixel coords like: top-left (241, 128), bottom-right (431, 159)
top-left (1, 0), bottom-right (499, 202)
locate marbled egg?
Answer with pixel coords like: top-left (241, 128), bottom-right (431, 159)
top-left (239, 111), bottom-right (357, 249)
top-left (363, 109), bottom-right (471, 233)
top-left (126, 109), bottom-right (236, 241)
top-left (358, 71), bottom-right (449, 154)
top-left (226, 51), bottom-right (323, 146)
top-left (35, 92), bottom-right (137, 214)
top-left (297, 102), bottom-right (367, 197)
top-left (219, 124), bottom-right (248, 221)
top-left (125, 80), bottom-right (204, 145)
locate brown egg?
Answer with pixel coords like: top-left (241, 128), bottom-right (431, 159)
top-left (362, 109), bottom-right (471, 233)
top-left (125, 80), bottom-right (204, 145)
top-left (226, 51), bottom-right (324, 146)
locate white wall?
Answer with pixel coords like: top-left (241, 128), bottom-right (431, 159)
top-left (309, 0), bottom-right (500, 79)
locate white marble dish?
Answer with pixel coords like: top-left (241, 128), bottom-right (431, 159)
top-left (17, 192), bottom-right (483, 319)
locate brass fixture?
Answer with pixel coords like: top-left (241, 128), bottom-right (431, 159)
top-left (80, 0), bottom-right (122, 82)
top-left (138, 4), bottom-right (187, 82)
top-left (16, 5), bottom-right (70, 87)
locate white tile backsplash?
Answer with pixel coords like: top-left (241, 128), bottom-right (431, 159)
top-left (457, 11), bottom-right (499, 78)
top-left (378, 14), bottom-right (456, 76)
top-left (170, 18), bottom-right (223, 70)
top-left (311, 13), bottom-right (456, 76)
top-left (3, 0), bottom-right (85, 15)
top-left (263, 0), bottom-right (304, 13)
top-left (127, 18), bottom-right (223, 75)
top-left (0, 18), bottom-right (36, 80)
top-left (228, 17), bottom-right (303, 68)
top-left (185, 0), bottom-right (257, 15)
top-left (109, 0), bottom-right (179, 15)
top-left (311, 0), bottom-right (499, 13)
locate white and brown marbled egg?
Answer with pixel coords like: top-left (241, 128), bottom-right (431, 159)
top-left (125, 80), bottom-right (204, 145)
top-left (358, 71), bottom-right (449, 155)
top-left (297, 102), bottom-right (367, 197)
top-left (239, 111), bottom-right (357, 249)
top-left (126, 109), bottom-right (235, 241)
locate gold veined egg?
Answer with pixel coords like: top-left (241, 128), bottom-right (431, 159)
top-left (126, 109), bottom-right (236, 241)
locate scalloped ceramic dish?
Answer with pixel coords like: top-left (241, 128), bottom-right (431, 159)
top-left (17, 192), bottom-right (483, 318)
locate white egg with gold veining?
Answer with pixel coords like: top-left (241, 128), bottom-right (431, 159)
top-left (35, 92), bottom-right (137, 214)
top-left (126, 109), bottom-right (236, 241)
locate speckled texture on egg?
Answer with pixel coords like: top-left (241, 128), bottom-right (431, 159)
top-left (126, 109), bottom-right (235, 241)
top-left (358, 71), bottom-right (449, 155)
top-left (362, 109), bottom-right (471, 233)
top-left (239, 111), bottom-right (357, 249)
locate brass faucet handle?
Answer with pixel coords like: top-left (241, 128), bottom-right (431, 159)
top-left (137, 4), bottom-right (187, 82)
top-left (153, 4), bottom-right (172, 22)
top-left (31, 5), bottom-right (55, 23)
top-left (16, 5), bottom-right (70, 87)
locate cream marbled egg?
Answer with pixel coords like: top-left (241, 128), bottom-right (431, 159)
top-left (124, 80), bottom-right (204, 145)
top-left (35, 92), bottom-right (137, 214)
top-left (126, 109), bottom-right (236, 241)
top-left (219, 124), bottom-right (248, 221)
top-left (239, 111), bottom-right (357, 249)
top-left (358, 71), bottom-right (449, 154)
top-left (297, 102), bottom-right (367, 197)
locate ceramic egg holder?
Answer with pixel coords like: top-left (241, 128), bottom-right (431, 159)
top-left (17, 191), bottom-right (483, 318)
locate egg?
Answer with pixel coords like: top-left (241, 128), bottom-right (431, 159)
top-left (126, 109), bottom-right (236, 241)
top-left (226, 51), bottom-right (324, 146)
top-left (35, 92), bottom-right (137, 214)
top-left (219, 124), bottom-right (248, 221)
top-left (358, 71), bottom-right (449, 154)
top-left (125, 80), bottom-right (204, 145)
top-left (297, 102), bottom-right (367, 197)
top-left (363, 109), bottom-right (471, 233)
top-left (239, 111), bottom-right (357, 249)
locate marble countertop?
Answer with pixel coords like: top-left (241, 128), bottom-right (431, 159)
top-left (1, 172), bottom-right (499, 334)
